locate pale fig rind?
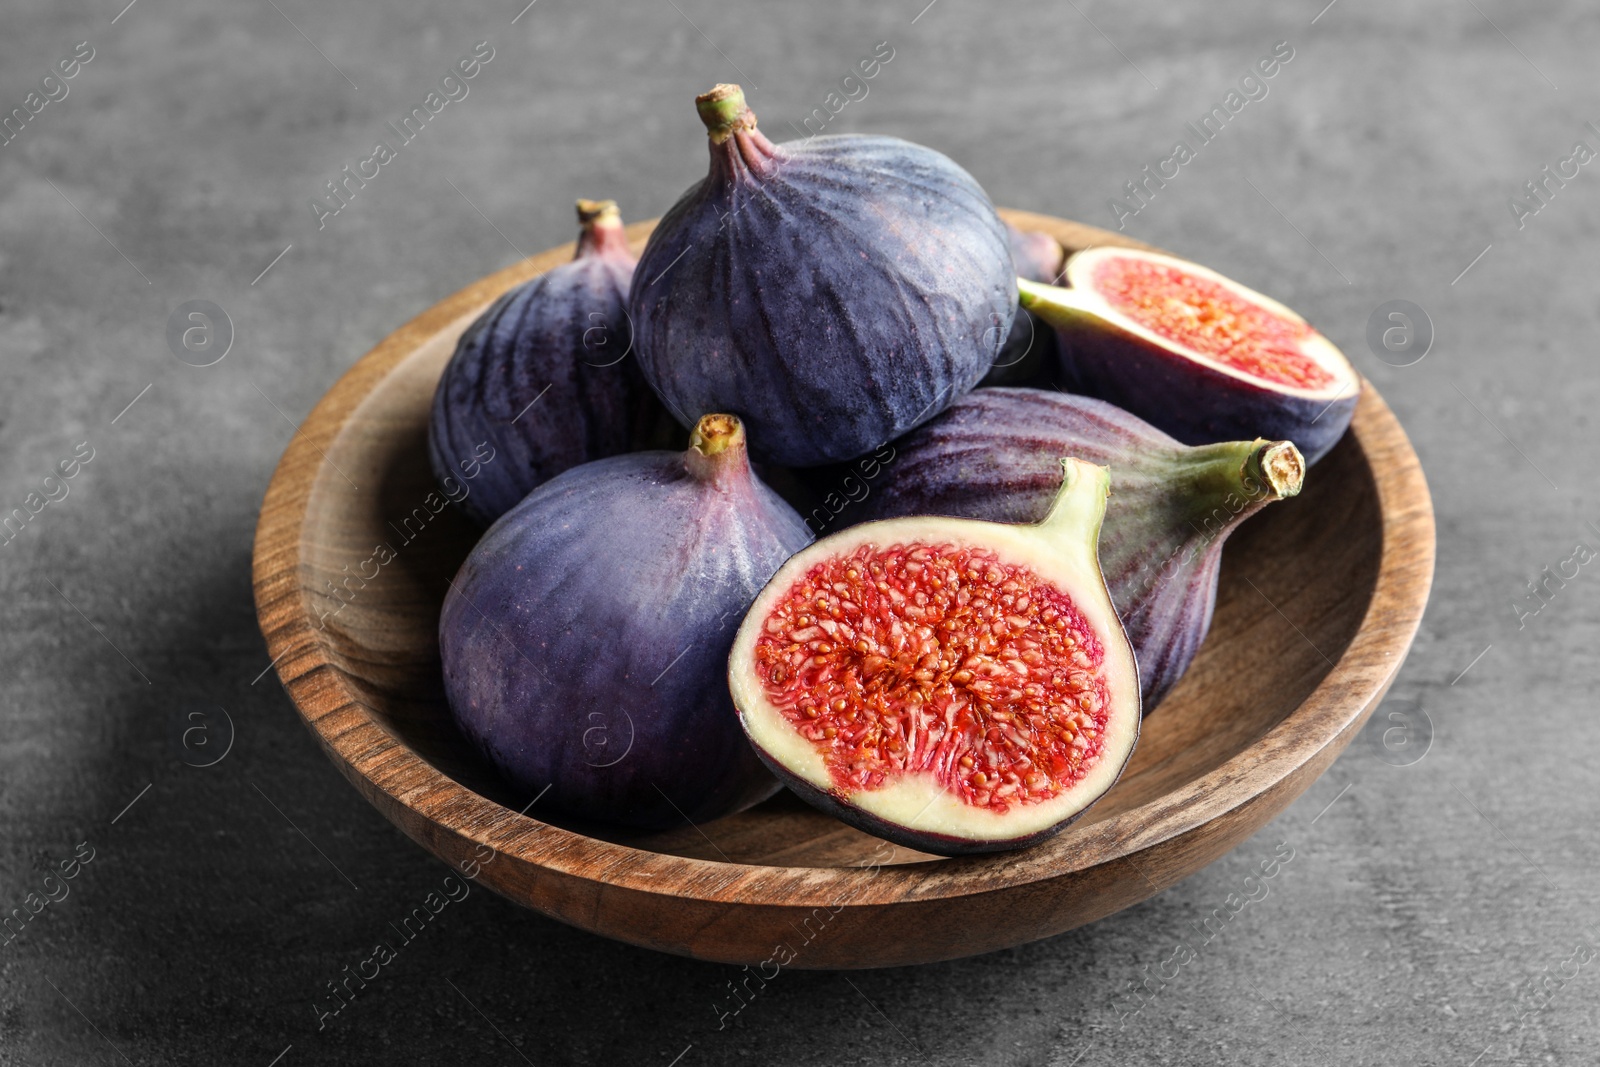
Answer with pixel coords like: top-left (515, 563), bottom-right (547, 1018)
top-left (845, 388), bottom-right (1305, 710)
top-left (630, 84), bottom-right (1016, 468)
top-left (1020, 246), bottom-right (1359, 464)
top-left (429, 199), bottom-right (665, 526)
top-left (729, 458), bottom-right (1141, 855)
top-left (440, 414), bottom-right (811, 829)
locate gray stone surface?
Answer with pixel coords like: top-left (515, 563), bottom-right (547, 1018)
top-left (1, 0), bottom-right (1596, 1063)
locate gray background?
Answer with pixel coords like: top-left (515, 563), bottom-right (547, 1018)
top-left (0, 0), bottom-right (1594, 1064)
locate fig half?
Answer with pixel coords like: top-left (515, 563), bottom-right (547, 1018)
top-left (1019, 247), bottom-right (1359, 463)
top-left (630, 84), bottom-right (1016, 467)
top-left (729, 458), bottom-right (1140, 855)
top-left (440, 414), bottom-right (811, 829)
top-left (429, 199), bottom-right (666, 526)
top-left (847, 388), bottom-right (1305, 711)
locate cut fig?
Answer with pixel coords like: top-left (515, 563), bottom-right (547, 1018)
top-left (440, 414), bottom-right (811, 829)
top-left (1019, 247), bottom-right (1359, 463)
top-left (728, 458), bottom-right (1140, 855)
top-left (845, 388), bottom-right (1305, 710)
top-left (630, 84), bottom-right (1015, 467)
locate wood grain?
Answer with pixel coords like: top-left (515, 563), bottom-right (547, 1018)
top-left (251, 211), bottom-right (1435, 968)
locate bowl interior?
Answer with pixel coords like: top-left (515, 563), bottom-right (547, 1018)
top-left (300, 303), bottom-right (1381, 869)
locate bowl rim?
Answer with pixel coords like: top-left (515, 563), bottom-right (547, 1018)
top-left (252, 211), bottom-right (1435, 910)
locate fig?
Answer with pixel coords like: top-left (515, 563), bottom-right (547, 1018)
top-left (728, 457), bottom-right (1140, 855)
top-left (428, 199), bottom-right (666, 526)
top-left (439, 414), bottom-right (811, 829)
top-left (1006, 221), bottom-right (1065, 285)
top-left (629, 83), bottom-right (1016, 468)
top-left (847, 388), bottom-right (1305, 710)
top-left (984, 223), bottom-right (1066, 388)
top-left (1019, 247), bottom-right (1359, 463)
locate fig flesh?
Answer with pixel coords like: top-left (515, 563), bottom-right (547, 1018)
top-left (1020, 247), bottom-right (1359, 463)
top-left (440, 414), bottom-right (811, 829)
top-left (845, 389), bottom-right (1305, 711)
top-left (429, 199), bottom-right (665, 526)
top-left (630, 84), bottom-right (1016, 467)
top-left (729, 458), bottom-right (1140, 855)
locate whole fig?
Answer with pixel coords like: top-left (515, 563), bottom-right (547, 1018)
top-left (429, 199), bottom-right (666, 526)
top-left (439, 414), bottom-right (811, 828)
top-left (1006, 221), bottom-right (1065, 285)
top-left (847, 388), bottom-right (1305, 711)
top-left (630, 84), bottom-right (1016, 467)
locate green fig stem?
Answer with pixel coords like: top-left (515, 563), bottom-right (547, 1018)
top-left (696, 83), bottom-right (757, 143)
top-left (1035, 457), bottom-right (1111, 550)
top-left (1244, 440), bottom-right (1305, 500)
top-left (1179, 439), bottom-right (1303, 507)
top-left (685, 413), bottom-right (750, 484)
top-left (1016, 277), bottom-right (1097, 327)
top-left (574, 198), bottom-right (631, 259)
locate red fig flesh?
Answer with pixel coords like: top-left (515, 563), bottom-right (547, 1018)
top-left (729, 458), bottom-right (1140, 855)
top-left (845, 388), bottom-right (1305, 711)
top-left (1020, 247), bottom-right (1359, 463)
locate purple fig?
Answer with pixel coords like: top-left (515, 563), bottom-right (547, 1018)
top-left (429, 199), bottom-right (667, 526)
top-left (439, 414), bottom-right (812, 829)
top-left (1006, 221), bottom-right (1065, 285)
top-left (983, 223), bottom-right (1065, 387)
top-left (629, 83), bottom-right (1016, 468)
top-left (1019, 247), bottom-right (1360, 463)
top-left (728, 458), bottom-right (1141, 855)
top-left (847, 388), bottom-right (1305, 711)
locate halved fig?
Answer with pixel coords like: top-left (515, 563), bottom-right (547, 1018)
top-left (728, 458), bottom-right (1140, 855)
top-left (1019, 247), bottom-right (1359, 463)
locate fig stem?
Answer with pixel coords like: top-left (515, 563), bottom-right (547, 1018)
top-left (685, 413), bottom-right (750, 483)
top-left (1035, 457), bottom-right (1111, 550)
top-left (696, 83), bottom-right (757, 143)
top-left (1179, 439), bottom-right (1304, 505)
top-left (574, 198), bottom-right (631, 259)
top-left (1246, 441), bottom-right (1305, 500)
top-left (1016, 277), bottom-right (1098, 326)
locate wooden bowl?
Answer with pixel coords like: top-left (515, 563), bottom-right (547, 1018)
top-left (252, 211), bottom-right (1434, 968)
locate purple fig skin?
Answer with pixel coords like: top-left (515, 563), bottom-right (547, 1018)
top-left (1019, 251), bottom-right (1360, 464)
top-left (438, 415), bottom-right (812, 829)
top-left (743, 739), bottom-right (1122, 856)
top-left (1005, 221), bottom-right (1065, 285)
top-left (629, 84), bottom-right (1016, 468)
top-left (984, 304), bottom-right (1060, 388)
top-left (845, 388), bottom-right (1305, 711)
top-left (429, 200), bottom-right (667, 527)
top-left (983, 224), bottom-right (1064, 387)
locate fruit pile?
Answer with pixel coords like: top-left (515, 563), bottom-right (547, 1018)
top-left (431, 84), bottom-right (1359, 855)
